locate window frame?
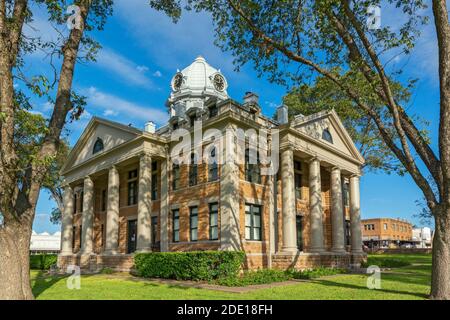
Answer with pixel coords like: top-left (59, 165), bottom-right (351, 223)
top-left (172, 163), bottom-right (181, 190)
top-left (172, 209), bottom-right (180, 242)
top-left (245, 204), bottom-right (262, 241)
top-left (93, 137), bottom-right (104, 154)
top-left (190, 206), bottom-right (198, 242)
top-left (189, 153), bottom-right (198, 186)
top-left (209, 203), bottom-right (219, 240)
top-left (294, 161), bottom-right (303, 199)
top-left (245, 148), bottom-right (261, 184)
top-left (127, 169), bottom-right (138, 206)
top-left (208, 147), bottom-right (218, 182)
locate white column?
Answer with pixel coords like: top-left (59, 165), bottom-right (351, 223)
top-left (160, 157), bottom-right (169, 252)
top-left (281, 147), bottom-right (297, 253)
top-left (81, 176), bottom-right (94, 254)
top-left (309, 158), bottom-right (324, 252)
top-left (220, 125), bottom-right (241, 250)
top-left (331, 167), bottom-right (345, 253)
top-left (60, 185), bottom-right (74, 256)
top-left (104, 166), bottom-right (120, 254)
top-left (137, 154), bottom-right (152, 252)
top-left (350, 175), bottom-right (363, 253)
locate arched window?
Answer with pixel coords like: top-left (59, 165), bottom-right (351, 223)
top-left (93, 137), bottom-right (104, 154)
top-left (208, 147), bottom-right (218, 181)
top-left (322, 128), bottom-right (333, 144)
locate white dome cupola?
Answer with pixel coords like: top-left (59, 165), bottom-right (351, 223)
top-left (167, 56), bottom-right (229, 117)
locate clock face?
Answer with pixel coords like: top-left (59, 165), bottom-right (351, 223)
top-left (213, 74), bottom-right (226, 91)
top-left (172, 73), bottom-right (183, 91)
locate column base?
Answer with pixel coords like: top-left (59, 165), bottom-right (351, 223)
top-left (280, 246), bottom-right (298, 254)
top-left (309, 247), bottom-right (325, 253)
top-left (136, 248), bottom-right (152, 253)
top-left (332, 248), bottom-right (347, 254)
top-left (60, 251), bottom-right (74, 256)
top-left (103, 249), bottom-right (119, 255)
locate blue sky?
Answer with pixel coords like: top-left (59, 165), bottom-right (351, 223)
top-left (29, 0), bottom-right (440, 233)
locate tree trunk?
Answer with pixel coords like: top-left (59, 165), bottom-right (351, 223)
top-left (430, 205), bottom-right (450, 300)
top-left (0, 220), bottom-right (34, 300)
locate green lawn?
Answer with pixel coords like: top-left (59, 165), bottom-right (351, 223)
top-left (31, 253), bottom-right (432, 300)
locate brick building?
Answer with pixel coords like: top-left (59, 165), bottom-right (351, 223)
top-left (361, 218), bottom-right (413, 248)
top-left (58, 56), bottom-right (366, 272)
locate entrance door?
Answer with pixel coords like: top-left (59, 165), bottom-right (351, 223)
top-left (127, 219), bottom-right (137, 254)
top-left (296, 216), bottom-right (303, 251)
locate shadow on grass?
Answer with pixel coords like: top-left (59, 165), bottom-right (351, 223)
top-left (310, 279), bottom-right (428, 299)
top-left (32, 271), bottom-right (67, 298)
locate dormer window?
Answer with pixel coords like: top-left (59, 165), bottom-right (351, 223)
top-left (322, 128), bottom-right (333, 144)
top-left (93, 138), bottom-right (104, 154)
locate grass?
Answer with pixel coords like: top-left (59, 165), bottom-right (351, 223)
top-left (31, 253), bottom-right (432, 300)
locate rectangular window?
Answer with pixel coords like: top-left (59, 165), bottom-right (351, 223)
top-left (128, 181), bottom-right (137, 205)
top-left (151, 216), bottom-right (158, 245)
top-left (172, 164), bottom-right (180, 190)
top-left (172, 209), bottom-right (180, 242)
top-left (80, 191), bottom-right (84, 213)
top-left (128, 169), bottom-right (138, 206)
top-left (79, 227), bottom-right (82, 250)
top-left (72, 227), bottom-right (76, 249)
top-left (73, 194), bottom-right (78, 214)
top-left (209, 104), bottom-right (218, 118)
top-left (209, 203), bottom-right (219, 240)
top-left (101, 189), bottom-right (107, 212)
top-left (189, 154), bottom-right (198, 186)
top-left (190, 206), bottom-right (198, 241)
top-left (151, 161), bottom-right (158, 200)
top-left (343, 183), bottom-right (350, 207)
top-left (294, 161), bottom-right (302, 199)
top-left (245, 204), bottom-right (262, 241)
top-left (245, 149), bottom-right (261, 184)
top-left (151, 173), bottom-right (158, 200)
top-left (384, 223), bottom-right (388, 231)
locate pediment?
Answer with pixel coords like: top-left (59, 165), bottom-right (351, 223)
top-left (292, 110), bottom-right (364, 163)
top-left (62, 117), bottom-right (141, 172)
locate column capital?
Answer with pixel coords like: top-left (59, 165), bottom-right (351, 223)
top-left (306, 156), bottom-right (321, 164)
top-left (331, 166), bottom-right (342, 172)
top-left (350, 173), bottom-right (361, 179)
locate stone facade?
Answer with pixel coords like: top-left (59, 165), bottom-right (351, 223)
top-left (58, 56), bottom-right (366, 272)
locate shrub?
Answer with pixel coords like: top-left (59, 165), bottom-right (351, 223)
top-left (216, 269), bottom-right (291, 286)
top-left (289, 267), bottom-right (347, 280)
top-left (134, 251), bottom-right (245, 281)
top-left (362, 257), bottom-right (411, 268)
top-left (29, 254), bottom-right (58, 270)
top-left (100, 267), bottom-right (114, 274)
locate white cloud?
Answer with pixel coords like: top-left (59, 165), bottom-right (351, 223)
top-left (136, 65), bottom-right (149, 73)
top-left (83, 87), bottom-right (168, 125)
top-left (96, 48), bottom-right (155, 89)
top-left (103, 109), bottom-right (119, 117)
top-left (153, 70), bottom-right (163, 77)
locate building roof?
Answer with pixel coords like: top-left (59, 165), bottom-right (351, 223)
top-left (30, 231), bottom-right (61, 251)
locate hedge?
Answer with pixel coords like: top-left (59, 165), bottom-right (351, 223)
top-left (134, 251), bottom-right (245, 281)
top-left (30, 254), bottom-right (58, 270)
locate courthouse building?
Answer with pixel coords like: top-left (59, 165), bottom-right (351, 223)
top-left (58, 56), bottom-right (365, 271)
